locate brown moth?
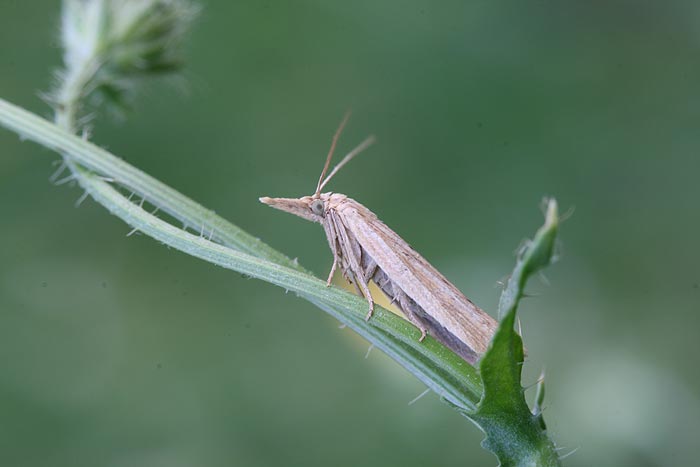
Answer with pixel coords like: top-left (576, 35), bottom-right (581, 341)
top-left (260, 115), bottom-right (498, 363)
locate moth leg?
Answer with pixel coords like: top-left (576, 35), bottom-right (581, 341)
top-left (407, 315), bottom-right (429, 342)
top-left (348, 271), bottom-right (374, 320)
top-left (360, 259), bottom-right (380, 320)
top-left (345, 250), bottom-right (375, 319)
top-left (401, 305), bottom-right (429, 341)
top-left (330, 212), bottom-right (375, 319)
top-left (326, 256), bottom-right (339, 286)
top-left (322, 216), bottom-right (341, 286)
top-left (393, 290), bottom-right (429, 342)
top-left (346, 270), bottom-right (372, 315)
top-left (360, 279), bottom-right (375, 320)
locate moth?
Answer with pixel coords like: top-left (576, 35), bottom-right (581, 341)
top-left (260, 115), bottom-right (498, 363)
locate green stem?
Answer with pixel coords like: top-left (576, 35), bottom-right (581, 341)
top-left (53, 56), bottom-right (100, 134)
top-left (1, 97), bottom-right (292, 266)
top-left (0, 97), bottom-right (482, 410)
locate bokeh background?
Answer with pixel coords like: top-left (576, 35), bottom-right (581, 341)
top-left (2, 1), bottom-right (699, 466)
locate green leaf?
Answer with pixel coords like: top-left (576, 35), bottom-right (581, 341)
top-left (466, 199), bottom-right (562, 467)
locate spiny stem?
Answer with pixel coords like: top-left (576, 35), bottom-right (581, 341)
top-left (1, 97), bottom-right (294, 266)
top-left (0, 97), bottom-right (483, 410)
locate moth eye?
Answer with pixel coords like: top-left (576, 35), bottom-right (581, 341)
top-left (310, 199), bottom-right (325, 216)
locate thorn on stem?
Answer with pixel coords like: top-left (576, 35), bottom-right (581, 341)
top-left (407, 388), bottom-right (431, 406)
top-left (74, 190), bottom-right (90, 207)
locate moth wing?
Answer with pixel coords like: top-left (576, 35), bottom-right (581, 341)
top-left (339, 200), bottom-right (497, 355)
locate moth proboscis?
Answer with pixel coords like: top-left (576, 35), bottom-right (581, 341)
top-left (260, 114), bottom-right (498, 364)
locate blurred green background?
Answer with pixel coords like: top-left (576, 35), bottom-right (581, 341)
top-left (2, 1), bottom-right (700, 466)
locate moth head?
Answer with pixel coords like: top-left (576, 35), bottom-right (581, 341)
top-left (259, 194), bottom-right (328, 223)
top-left (260, 112), bottom-right (375, 223)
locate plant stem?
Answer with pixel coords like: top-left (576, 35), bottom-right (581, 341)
top-left (2, 97), bottom-right (293, 266)
top-left (0, 97), bottom-right (483, 410)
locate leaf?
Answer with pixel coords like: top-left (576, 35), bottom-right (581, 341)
top-left (466, 199), bottom-right (562, 467)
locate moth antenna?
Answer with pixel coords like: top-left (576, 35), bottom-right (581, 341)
top-left (319, 134), bottom-right (376, 192)
top-left (315, 110), bottom-right (352, 196)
